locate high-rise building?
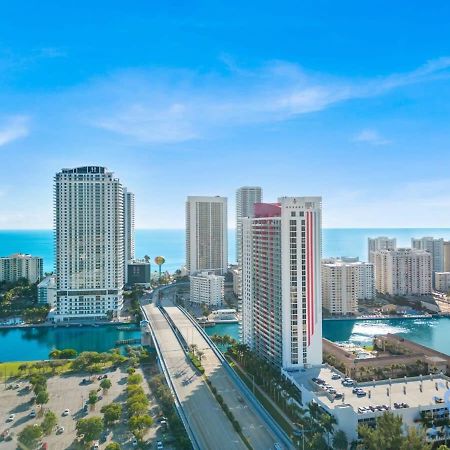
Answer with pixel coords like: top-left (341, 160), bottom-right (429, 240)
top-left (242, 197), bottom-right (322, 370)
top-left (236, 186), bottom-right (262, 264)
top-left (0, 253), bottom-right (43, 284)
top-left (185, 196), bottom-right (227, 275)
top-left (411, 237), bottom-right (444, 273)
top-left (444, 241), bottom-right (450, 272)
top-left (373, 248), bottom-right (432, 296)
top-left (434, 272), bottom-right (450, 293)
top-left (322, 259), bottom-right (374, 316)
top-left (123, 188), bottom-right (135, 282)
top-left (368, 237), bottom-right (397, 264)
top-left (54, 166), bottom-right (127, 321)
top-left (190, 272), bottom-right (224, 306)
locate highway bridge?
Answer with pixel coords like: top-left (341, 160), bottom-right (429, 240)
top-left (140, 285), bottom-right (292, 450)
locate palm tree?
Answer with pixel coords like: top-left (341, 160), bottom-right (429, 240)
top-left (332, 430), bottom-right (348, 450)
top-left (197, 350), bottom-right (205, 362)
top-left (189, 344), bottom-right (198, 356)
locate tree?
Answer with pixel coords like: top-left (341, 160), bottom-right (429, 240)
top-left (127, 373), bottom-right (143, 385)
top-left (129, 414), bottom-right (153, 432)
top-left (41, 410), bottom-right (57, 435)
top-left (76, 417), bottom-right (104, 444)
top-left (197, 350), bottom-right (205, 362)
top-left (105, 443), bottom-right (121, 450)
top-left (100, 378), bottom-right (112, 393)
top-left (127, 400), bottom-right (148, 417)
top-left (101, 403), bottom-right (122, 425)
top-left (358, 412), bottom-right (404, 450)
top-left (88, 389), bottom-right (98, 405)
top-left (36, 390), bottom-right (49, 406)
top-left (400, 427), bottom-right (431, 450)
top-left (333, 430), bottom-right (349, 450)
top-left (18, 424), bottom-right (43, 448)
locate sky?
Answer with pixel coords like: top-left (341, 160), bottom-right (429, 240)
top-left (2, 1), bottom-right (450, 229)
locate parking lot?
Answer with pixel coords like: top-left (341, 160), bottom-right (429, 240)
top-left (0, 367), bottom-right (168, 449)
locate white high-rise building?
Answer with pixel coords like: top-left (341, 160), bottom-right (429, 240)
top-left (123, 188), bottom-right (135, 282)
top-left (186, 196), bottom-right (227, 275)
top-left (435, 272), bottom-right (450, 293)
top-left (236, 186), bottom-right (262, 264)
top-left (37, 275), bottom-right (57, 306)
top-left (322, 259), bottom-right (374, 316)
top-left (190, 272), bottom-right (224, 306)
top-left (54, 166), bottom-right (127, 321)
top-left (373, 248), bottom-right (432, 296)
top-left (242, 197), bottom-right (322, 370)
top-left (411, 237), bottom-right (444, 273)
top-left (368, 237), bottom-right (397, 264)
top-left (0, 253), bottom-right (43, 284)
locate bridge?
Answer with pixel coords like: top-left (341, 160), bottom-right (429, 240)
top-left (140, 285), bottom-right (292, 450)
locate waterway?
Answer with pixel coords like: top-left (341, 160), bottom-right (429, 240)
top-left (0, 325), bottom-right (141, 362)
top-left (207, 316), bottom-right (450, 356)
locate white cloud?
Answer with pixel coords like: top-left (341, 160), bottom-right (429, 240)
top-left (352, 129), bottom-right (391, 145)
top-left (0, 116), bottom-right (30, 147)
top-left (83, 57), bottom-right (450, 144)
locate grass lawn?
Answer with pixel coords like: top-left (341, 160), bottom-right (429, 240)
top-left (0, 361), bottom-right (73, 380)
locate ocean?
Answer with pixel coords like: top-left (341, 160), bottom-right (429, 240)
top-left (2, 228), bottom-right (450, 274)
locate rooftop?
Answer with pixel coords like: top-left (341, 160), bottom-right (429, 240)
top-left (290, 366), bottom-right (450, 414)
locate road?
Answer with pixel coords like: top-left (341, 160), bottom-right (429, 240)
top-left (163, 303), bottom-right (282, 450)
top-left (142, 300), bottom-right (247, 450)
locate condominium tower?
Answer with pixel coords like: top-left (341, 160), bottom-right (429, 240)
top-left (373, 248), bottom-right (432, 296)
top-left (242, 197), bottom-right (322, 370)
top-left (186, 196), bottom-right (227, 275)
top-left (411, 237), bottom-right (444, 273)
top-left (0, 253), bottom-right (43, 284)
top-left (54, 166), bottom-right (128, 321)
top-left (322, 259), bottom-right (375, 316)
top-left (368, 237), bottom-right (397, 264)
top-left (236, 186), bottom-right (262, 264)
top-left (123, 188), bottom-right (135, 281)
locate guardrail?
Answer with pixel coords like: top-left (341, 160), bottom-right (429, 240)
top-left (140, 305), bottom-right (201, 450)
top-left (177, 305), bottom-right (294, 450)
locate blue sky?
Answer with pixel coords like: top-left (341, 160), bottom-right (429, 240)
top-left (2, 1), bottom-right (450, 229)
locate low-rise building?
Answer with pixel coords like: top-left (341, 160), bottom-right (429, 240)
top-left (37, 275), bottom-right (56, 306)
top-left (190, 272), bottom-right (224, 306)
top-left (0, 253), bottom-right (43, 284)
top-left (288, 365), bottom-right (450, 444)
top-left (373, 248), bottom-right (432, 296)
top-left (127, 260), bottom-right (151, 286)
top-left (322, 259), bottom-right (375, 315)
top-left (435, 272), bottom-right (450, 293)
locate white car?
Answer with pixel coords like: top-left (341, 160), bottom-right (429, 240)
top-left (156, 442), bottom-right (164, 450)
top-left (132, 438), bottom-right (138, 447)
top-left (6, 414), bottom-right (15, 422)
top-left (57, 426), bottom-right (64, 434)
top-left (93, 441), bottom-right (100, 449)
top-left (62, 409), bottom-right (70, 416)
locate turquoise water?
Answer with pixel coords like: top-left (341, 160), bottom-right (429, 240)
top-left (4, 228), bottom-right (450, 273)
top-left (0, 325), bottom-right (141, 362)
top-left (207, 317), bottom-right (450, 356)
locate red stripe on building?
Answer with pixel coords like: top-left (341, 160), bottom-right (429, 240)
top-left (307, 211), bottom-right (312, 346)
top-left (310, 212), bottom-right (314, 338)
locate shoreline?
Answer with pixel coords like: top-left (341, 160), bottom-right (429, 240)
top-left (322, 314), bottom-right (440, 322)
top-left (0, 320), bottom-right (138, 330)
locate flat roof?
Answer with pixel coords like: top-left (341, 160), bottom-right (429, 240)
top-left (291, 366), bottom-right (450, 413)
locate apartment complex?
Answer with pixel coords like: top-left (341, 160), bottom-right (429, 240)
top-left (444, 241), bottom-right (450, 272)
top-left (322, 259), bottom-right (374, 315)
top-left (54, 166), bottom-right (129, 321)
top-left (241, 197), bottom-right (322, 370)
top-left (411, 236), bottom-right (444, 273)
top-left (190, 272), bottom-right (224, 306)
top-left (123, 188), bottom-right (135, 281)
top-left (373, 248), bottom-right (432, 296)
top-left (0, 253), bottom-right (43, 284)
top-left (435, 272), bottom-right (450, 293)
top-left (367, 237), bottom-right (396, 264)
top-left (185, 196), bottom-right (227, 275)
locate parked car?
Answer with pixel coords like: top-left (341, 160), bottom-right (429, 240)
top-left (62, 409), bottom-right (70, 416)
top-left (92, 440), bottom-right (100, 449)
top-left (156, 441), bottom-right (164, 450)
top-left (6, 414), bottom-right (15, 422)
top-left (331, 374), bottom-right (341, 380)
top-left (29, 410), bottom-right (36, 418)
top-left (56, 426), bottom-right (64, 434)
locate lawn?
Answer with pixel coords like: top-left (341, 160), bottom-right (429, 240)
top-left (0, 361), bottom-right (73, 380)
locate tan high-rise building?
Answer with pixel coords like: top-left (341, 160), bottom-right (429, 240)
top-left (373, 248), bottom-right (432, 296)
top-left (185, 196), bottom-right (227, 275)
top-left (322, 259), bottom-right (374, 316)
top-left (368, 237), bottom-right (396, 264)
top-left (443, 241), bottom-right (450, 272)
top-left (0, 253), bottom-right (43, 284)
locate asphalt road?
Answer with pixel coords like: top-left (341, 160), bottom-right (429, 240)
top-left (142, 301), bottom-right (247, 450)
top-left (163, 303), bottom-right (281, 450)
